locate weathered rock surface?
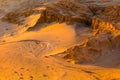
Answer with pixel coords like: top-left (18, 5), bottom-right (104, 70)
top-left (1, 0), bottom-right (93, 34)
top-left (38, 0), bottom-right (93, 25)
top-left (62, 1), bottom-right (120, 66)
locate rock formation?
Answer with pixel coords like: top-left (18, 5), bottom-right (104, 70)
top-left (38, 0), bottom-right (93, 25)
top-left (62, 2), bottom-right (120, 66)
top-left (1, 0), bottom-right (93, 34)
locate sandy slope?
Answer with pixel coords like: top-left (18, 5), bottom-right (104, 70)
top-left (0, 0), bottom-right (120, 80)
top-left (0, 23), bottom-right (94, 80)
top-left (0, 40), bottom-right (120, 80)
top-left (0, 22), bottom-right (120, 80)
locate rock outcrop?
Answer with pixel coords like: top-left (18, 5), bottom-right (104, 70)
top-left (62, 2), bottom-right (120, 66)
top-left (1, 0), bottom-right (93, 34)
top-left (38, 0), bottom-right (93, 25)
top-left (64, 26), bottom-right (120, 65)
top-left (92, 4), bottom-right (120, 30)
top-left (2, 0), bottom-right (93, 25)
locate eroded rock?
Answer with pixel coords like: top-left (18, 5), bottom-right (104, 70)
top-left (62, 1), bottom-right (120, 65)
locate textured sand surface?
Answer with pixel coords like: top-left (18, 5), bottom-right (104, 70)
top-left (0, 0), bottom-right (120, 80)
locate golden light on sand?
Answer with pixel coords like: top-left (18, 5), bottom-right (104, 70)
top-left (3, 23), bottom-right (76, 46)
top-left (0, 0), bottom-right (120, 80)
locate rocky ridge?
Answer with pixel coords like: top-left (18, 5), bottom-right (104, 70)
top-left (63, 2), bottom-right (120, 66)
top-left (1, 0), bottom-right (93, 34)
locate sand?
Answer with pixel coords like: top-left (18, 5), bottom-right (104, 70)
top-left (0, 0), bottom-right (120, 80)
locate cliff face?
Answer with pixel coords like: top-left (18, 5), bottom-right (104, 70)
top-left (62, 2), bottom-right (120, 66)
top-left (64, 30), bottom-right (120, 64)
top-left (38, 0), bottom-right (93, 25)
top-left (0, 0), bottom-right (92, 24)
top-left (92, 5), bottom-right (120, 30)
top-left (3, 0), bottom-right (120, 34)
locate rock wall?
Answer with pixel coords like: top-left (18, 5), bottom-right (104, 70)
top-left (1, 0), bottom-right (93, 25)
top-left (0, 0), bottom-right (94, 35)
top-left (63, 3), bottom-right (120, 65)
top-left (38, 0), bottom-right (93, 25)
top-left (64, 25), bottom-right (120, 64)
top-left (92, 18), bottom-right (120, 31)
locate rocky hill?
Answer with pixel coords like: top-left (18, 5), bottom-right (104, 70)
top-left (0, 0), bottom-right (120, 80)
top-left (62, 1), bottom-right (120, 67)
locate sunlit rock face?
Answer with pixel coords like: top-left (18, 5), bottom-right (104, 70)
top-left (92, 4), bottom-right (120, 30)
